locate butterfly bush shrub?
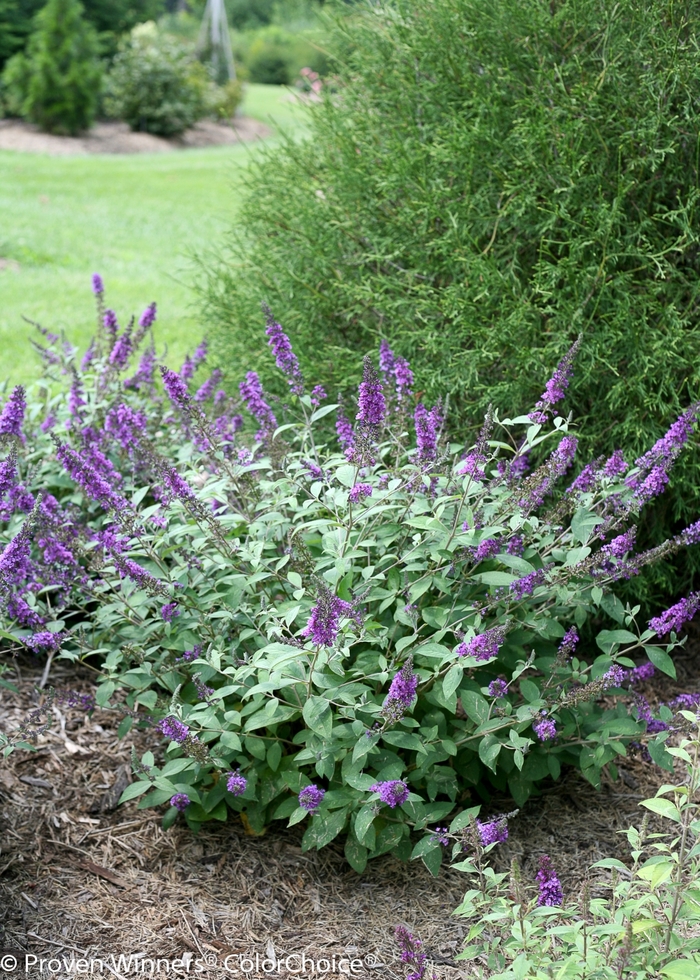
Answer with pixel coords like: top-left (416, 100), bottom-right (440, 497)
top-left (1, 280), bottom-right (698, 872)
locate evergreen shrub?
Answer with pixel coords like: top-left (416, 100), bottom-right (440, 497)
top-left (2, 283), bottom-right (700, 868)
top-left (104, 23), bottom-right (210, 137)
top-left (202, 0), bottom-right (700, 600)
top-left (0, 0), bottom-right (102, 135)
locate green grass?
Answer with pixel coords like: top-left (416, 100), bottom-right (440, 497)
top-left (0, 83), bottom-right (306, 386)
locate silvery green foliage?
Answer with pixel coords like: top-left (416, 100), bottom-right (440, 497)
top-left (446, 716), bottom-right (700, 978)
top-left (0, 284), bottom-right (697, 870)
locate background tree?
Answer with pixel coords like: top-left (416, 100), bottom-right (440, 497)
top-left (202, 0), bottom-right (700, 603)
top-left (2, 0), bottom-right (102, 134)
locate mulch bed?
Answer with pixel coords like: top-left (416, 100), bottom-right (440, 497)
top-left (1, 635), bottom-right (698, 979)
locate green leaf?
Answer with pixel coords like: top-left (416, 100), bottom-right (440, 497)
top-left (596, 629), bottom-right (637, 653)
top-left (118, 781), bottom-right (150, 804)
top-left (354, 804), bottom-right (376, 844)
top-left (335, 464), bottom-right (356, 488)
top-left (571, 509), bottom-right (604, 545)
top-left (443, 664), bottom-right (463, 701)
top-left (302, 808), bottom-right (348, 850)
top-left (646, 646), bottom-right (677, 678)
top-left (302, 695), bottom-right (333, 739)
top-left (519, 679), bottom-right (540, 702)
top-left (647, 736), bottom-right (675, 772)
top-left (661, 960), bottom-right (700, 980)
top-left (460, 690), bottom-right (489, 725)
top-left (478, 735), bottom-right (501, 771)
top-left (475, 571), bottom-right (518, 586)
top-left (421, 845), bottom-right (443, 877)
top-left (640, 797), bottom-right (682, 822)
top-left (345, 835), bottom-right (368, 873)
top-left (267, 741), bottom-right (283, 771)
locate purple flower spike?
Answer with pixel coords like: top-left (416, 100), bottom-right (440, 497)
top-left (349, 482), bottom-right (373, 504)
top-left (159, 717), bottom-right (189, 743)
top-left (194, 368), bottom-right (223, 403)
top-left (356, 356), bottom-right (385, 428)
top-left (92, 273), bottom-right (104, 295)
top-left (536, 855), bottom-right (563, 906)
top-left (649, 592), bottom-right (700, 637)
top-left (103, 309), bottom-right (118, 338)
top-left (298, 784), bottom-right (325, 813)
top-left (170, 793), bottom-right (190, 812)
top-left (25, 630), bottom-right (66, 653)
top-left (488, 678), bottom-right (508, 698)
top-left (239, 371), bottom-right (278, 438)
top-left (161, 602), bottom-right (179, 622)
top-left (379, 339), bottom-right (395, 379)
top-left (264, 306), bottom-right (304, 394)
top-left (530, 338), bottom-right (581, 420)
top-left (456, 625), bottom-right (507, 662)
top-left (105, 403), bottom-right (147, 450)
top-left (534, 718), bottom-right (557, 741)
top-left (370, 779), bottom-right (409, 808)
top-left (414, 403), bottom-right (441, 464)
top-left (192, 340), bottom-right (208, 366)
top-left (382, 657), bottom-right (419, 723)
top-left (336, 410), bottom-right (354, 452)
top-left (161, 366), bottom-right (191, 409)
top-left (394, 357), bottom-right (413, 401)
top-left (226, 770), bottom-right (247, 796)
top-left (138, 302), bottom-right (157, 329)
top-left (476, 817), bottom-right (509, 847)
top-left (301, 584), bottom-right (355, 647)
top-left (0, 386), bottom-right (26, 440)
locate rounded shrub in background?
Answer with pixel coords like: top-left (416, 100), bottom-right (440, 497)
top-left (104, 22), bottom-right (208, 137)
top-left (202, 0), bottom-right (700, 602)
top-left (0, 0), bottom-right (102, 135)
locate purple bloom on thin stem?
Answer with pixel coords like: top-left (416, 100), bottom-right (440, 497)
top-left (194, 368), bottom-right (223, 403)
top-left (138, 302), bottom-right (157, 329)
top-left (477, 817), bottom-right (509, 847)
top-left (336, 410), bottom-right (354, 452)
top-left (629, 662), bottom-right (655, 684)
top-left (649, 592), bottom-right (700, 637)
top-left (81, 340), bottom-right (96, 372)
top-left (356, 356), bottom-right (385, 428)
top-left (91, 273), bottom-right (104, 295)
top-left (0, 386), bottom-right (26, 440)
top-left (105, 403), bottom-right (147, 450)
top-left (55, 441), bottom-right (128, 513)
top-left (170, 793), bottom-right (190, 812)
top-left (414, 403), bottom-right (441, 465)
top-left (103, 309), bottom-right (118, 338)
top-left (192, 340), bottom-right (208, 366)
top-left (456, 625), bottom-right (507, 662)
top-left (180, 356), bottom-right (195, 382)
top-left (473, 538), bottom-right (500, 561)
top-left (125, 347), bottom-right (157, 391)
top-left (301, 584), bottom-right (355, 647)
top-left (536, 855), bottom-right (563, 906)
top-left (239, 371), bottom-right (277, 438)
top-left (534, 718), bottom-right (557, 741)
top-left (394, 357), bottom-right (413, 401)
top-left (510, 567), bottom-right (546, 599)
top-left (226, 770), bottom-right (247, 796)
top-left (109, 326), bottom-right (133, 370)
top-left (264, 306), bottom-right (304, 394)
top-left (161, 366), bottom-right (191, 409)
top-left (349, 482), bottom-right (373, 504)
top-left (430, 826), bottom-right (450, 846)
top-left (298, 784), bottom-right (325, 813)
top-left (601, 528), bottom-right (637, 560)
top-left (558, 627), bottom-right (579, 659)
top-left (488, 678), bottom-right (508, 699)
top-left (379, 340), bottom-right (395, 380)
top-left (161, 602), bottom-right (179, 622)
top-left (25, 630), bottom-right (66, 653)
top-left (395, 926), bottom-right (428, 980)
top-left (159, 717), bottom-right (189, 743)
top-left (507, 535), bottom-right (524, 556)
top-left (603, 450), bottom-right (627, 478)
top-left (382, 657), bottom-right (419, 723)
top-left (310, 385), bottom-right (326, 408)
top-left (530, 338), bottom-right (581, 420)
top-left (370, 779), bottom-right (409, 808)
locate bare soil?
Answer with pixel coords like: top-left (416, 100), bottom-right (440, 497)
top-left (0, 117), bottom-right (271, 155)
top-left (1, 638), bottom-right (698, 979)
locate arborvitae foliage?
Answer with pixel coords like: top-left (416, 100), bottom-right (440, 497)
top-left (7, 0), bottom-right (102, 135)
top-left (202, 0), bottom-right (700, 603)
top-left (0, 0), bottom-right (43, 70)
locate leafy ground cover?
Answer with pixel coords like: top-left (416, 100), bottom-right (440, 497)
top-left (0, 83), bottom-right (305, 386)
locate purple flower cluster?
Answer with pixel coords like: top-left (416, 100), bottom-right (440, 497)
top-left (55, 441), bottom-right (128, 513)
top-left (456, 625), bottom-right (506, 662)
top-left (138, 302), bottom-right (157, 329)
top-left (103, 309), bottom-right (118, 339)
top-left (356, 356), bottom-right (385, 428)
top-left (194, 369), bottom-right (223, 404)
top-left (649, 592), bottom-right (700, 637)
top-left (533, 718), bottom-right (557, 741)
top-left (336, 410), bottom-right (354, 452)
top-left (507, 535), bottom-right (524, 556)
top-left (161, 366), bottom-right (191, 410)
top-left (0, 386), bottom-right (26, 440)
top-left (25, 630), bottom-right (66, 652)
top-left (473, 537), bottom-right (500, 561)
top-left (414, 403), bottom-right (441, 464)
top-left (104, 403), bottom-right (147, 450)
top-left (109, 326), bottom-right (133, 370)
top-left (301, 585), bottom-right (355, 647)
top-left (530, 338), bottom-right (580, 421)
top-left (510, 567), bottom-right (547, 600)
top-left (226, 770), bottom-right (247, 796)
top-left (394, 926), bottom-right (428, 980)
top-left (170, 793), bottom-right (190, 812)
top-left (382, 658), bottom-right (419, 723)
top-left (264, 308), bottom-right (304, 394)
top-left (370, 779), bottom-right (409, 808)
top-left (603, 450), bottom-right (627, 478)
top-left (239, 371), bottom-right (278, 438)
top-left (558, 627), bottom-right (579, 660)
top-left (92, 272), bottom-right (104, 295)
top-left (476, 817), bottom-right (509, 847)
top-left (348, 482), bottom-right (373, 504)
top-left (161, 602), bottom-right (179, 622)
top-left (298, 784), bottom-right (325, 813)
top-left (159, 716), bottom-right (189, 743)
top-left (536, 856), bottom-right (563, 906)
top-left (488, 678), bottom-right (508, 698)
top-left (626, 404), bottom-right (700, 505)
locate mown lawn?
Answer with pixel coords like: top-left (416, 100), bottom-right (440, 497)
top-left (0, 84), bottom-right (305, 386)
